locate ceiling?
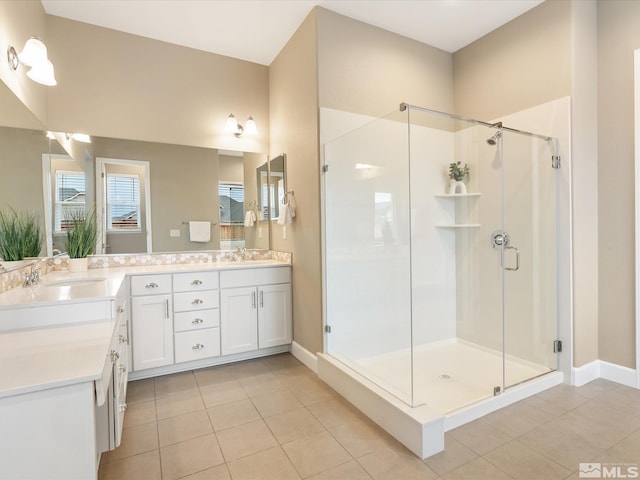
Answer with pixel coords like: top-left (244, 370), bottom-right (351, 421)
top-left (41, 0), bottom-right (544, 66)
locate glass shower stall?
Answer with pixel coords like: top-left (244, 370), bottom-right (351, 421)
top-left (323, 103), bottom-right (559, 413)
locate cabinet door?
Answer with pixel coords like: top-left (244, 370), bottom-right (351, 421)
top-left (131, 294), bottom-right (174, 370)
top-left (258, 283), bottom-right (292, 348)
top-left (220, 287), bottom-right (258, 355)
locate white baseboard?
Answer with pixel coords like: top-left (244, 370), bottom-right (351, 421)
top-left (571, 360), bottom-right (638, 388)
top-left (291, 341), bottom-right (318, 373)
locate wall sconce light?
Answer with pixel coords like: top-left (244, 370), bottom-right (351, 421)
top-left (65, 132), bottom-right (91, 143)
top-left (226, 113), bottom-right (257, 137)
top-left (7, 37), bottom-right (57, 86)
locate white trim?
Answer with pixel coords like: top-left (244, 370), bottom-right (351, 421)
top-left (571, 360), bottom-right (600, 386)
top-left (42, 155), bottom-right (53, 257)
top-left (571, 359), bottom-right (638, 388)
top-left (600, 361), bottom-right (638, 388)
top-left (634, 48), bottom-right (640, 389)
top-left (290, 341), bottom-right (317, 373)
top-left (96, 157), bottom-right (153, 253)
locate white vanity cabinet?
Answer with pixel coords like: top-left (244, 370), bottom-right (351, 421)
top-left (173, 271), bottom-right (221, 363)
top-left (220, 267), bottom-right (291, 355)
top-left (130, 274), bottom-right (174, 371)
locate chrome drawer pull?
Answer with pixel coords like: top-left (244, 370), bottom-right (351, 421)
top-left (192, 318), bottom-right (204, 324)
top-left (119, 403), bottom-right (128, 413)
top-left (191, 279), bottom-right (203, 286)
top-left (192, 343), bottom-right (205, 350)
top-left (191, 298), bottom-right (204, 305)
top-left (145, 282), bottom-right (158, 288)
top-left (110, 350), bottom-right (119, 362)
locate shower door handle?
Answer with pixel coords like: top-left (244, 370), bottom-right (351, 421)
top-left (504, 246), bottom-right (520, 271)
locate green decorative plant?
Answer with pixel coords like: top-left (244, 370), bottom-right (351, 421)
top-left (65, 208), bottom-right (98, 258)
top-left (0, 208), bottom-right (42, 261)
top-left (448, 161), bottom-right (470, 181)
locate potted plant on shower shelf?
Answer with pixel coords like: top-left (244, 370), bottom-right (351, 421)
top-left (448, 161), bottom-right (470, 194)
top-left (0, 208), bottom-right (42, 267)
top-left (64, 208), bottom-right (98, 272)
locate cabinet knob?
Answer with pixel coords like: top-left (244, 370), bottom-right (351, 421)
top-left (110, 350), bottom-right (119, 362)
top-left (145, 282), bottom-right (158, 288)
top-left (119, 403), bottom-right (128, 413)
top-left (116, 305), bottom-right (125, 313)
top-left (118, 365), bottom-right (127, 373)
top-left (191, 279), bottom-right (203, 286)
top-left (192, 343), bottom-right (205, 350)
top-left (192, 318), bottom-right (204, 324)
top-left (191, 298), bottom-right (204, 305)
top-left (118, 335), bottom-right (127, 344)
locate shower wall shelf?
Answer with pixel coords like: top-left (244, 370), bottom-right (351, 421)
top-left (434, 193), bottom-right (482, 198)
top-left (434, 192), bottom-right (481, 228)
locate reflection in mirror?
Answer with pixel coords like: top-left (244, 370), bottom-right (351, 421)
top-left (0, 84), bottom-right (270, 256)
top-left (268, 154), bottom-right (286, 221)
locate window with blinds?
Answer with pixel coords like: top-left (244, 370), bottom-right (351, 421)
top-left (218, 184), bottom-right (244, 224)
top-left (54, 171), bottom-right (86, 233)
top-left (107, 173), bottom-right (140, 231)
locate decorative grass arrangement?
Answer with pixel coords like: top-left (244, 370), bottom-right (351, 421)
top-left (0, 208), bottom-right (42, 261)
top-left (65, 208), bottom-right (98, 258)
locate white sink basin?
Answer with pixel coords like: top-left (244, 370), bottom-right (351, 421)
top-left (45, 278), bottom-right (105, 287)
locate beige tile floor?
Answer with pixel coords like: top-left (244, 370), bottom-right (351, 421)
top-left (99, 354), bottom-right (640, 480)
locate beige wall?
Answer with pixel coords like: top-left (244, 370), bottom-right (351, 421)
top-left (570, 0), bottom-right (600, 368)
top-left (0, 127), bottom-right (48, 243)
top-left (317, 8), bottom-right (453, 117)
top-left (88, 137), bottom-right (219, 253)
top-left (0, 0), bottom-right (48, 124)
top-left (453, 0), bottom-right (572, 121)
top-left (269, 11), bottom-right (322, 354)
top-left (45, 16), bottom-right (269, 154)
top-left (597, 0), bottom-right (640, 368)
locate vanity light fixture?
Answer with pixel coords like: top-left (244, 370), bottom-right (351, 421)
top-left (7, 37), bottom-right (57, 86)
top-left (65, 133), bottom-right (92, 143)
top-left (226, 113), bottom-right (257, 137)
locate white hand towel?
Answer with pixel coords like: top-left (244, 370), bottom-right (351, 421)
top-left (278, 202), bottom-right (293, 225)
top-left (189, 221), bottom-right (211, 242)
top-left (244, 210), bottom-right (256, 227)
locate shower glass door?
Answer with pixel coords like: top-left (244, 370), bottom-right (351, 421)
top-left (501, 130), bottom-right (558, 389)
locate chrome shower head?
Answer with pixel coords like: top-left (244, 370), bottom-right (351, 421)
top-left (487, 131), bottom-right (502, 145)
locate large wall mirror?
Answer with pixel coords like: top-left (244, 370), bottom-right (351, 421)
top-left (0, 82), bottom-right (273, 258)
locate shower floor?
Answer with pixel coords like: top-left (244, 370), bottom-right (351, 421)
top-left (357, 339), bottom-right (552, 414)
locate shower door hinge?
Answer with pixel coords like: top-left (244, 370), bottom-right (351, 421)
top-left (553, 340), bottom-right (562, 353)
top-left (325, 325), bottom-right (332, 333)
top-left (322, 165), bottom-right (329, 173)
top-left (552, 155), bottom-right (561, 169)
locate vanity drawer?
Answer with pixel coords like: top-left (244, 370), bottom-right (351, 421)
top-left (173, 290), bottom-right (219, 312)
top-left (175, 328), bottom-right (220, 363)
top-left (130, 274), bottom-right (172, 296)
top-left (174, 308), bottom-right (219, 332)
top-left (173, 271), bottom-right (219, 293)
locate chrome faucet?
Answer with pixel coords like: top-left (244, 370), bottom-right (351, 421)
top-left (22, 265), bottom-right (40, 287)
